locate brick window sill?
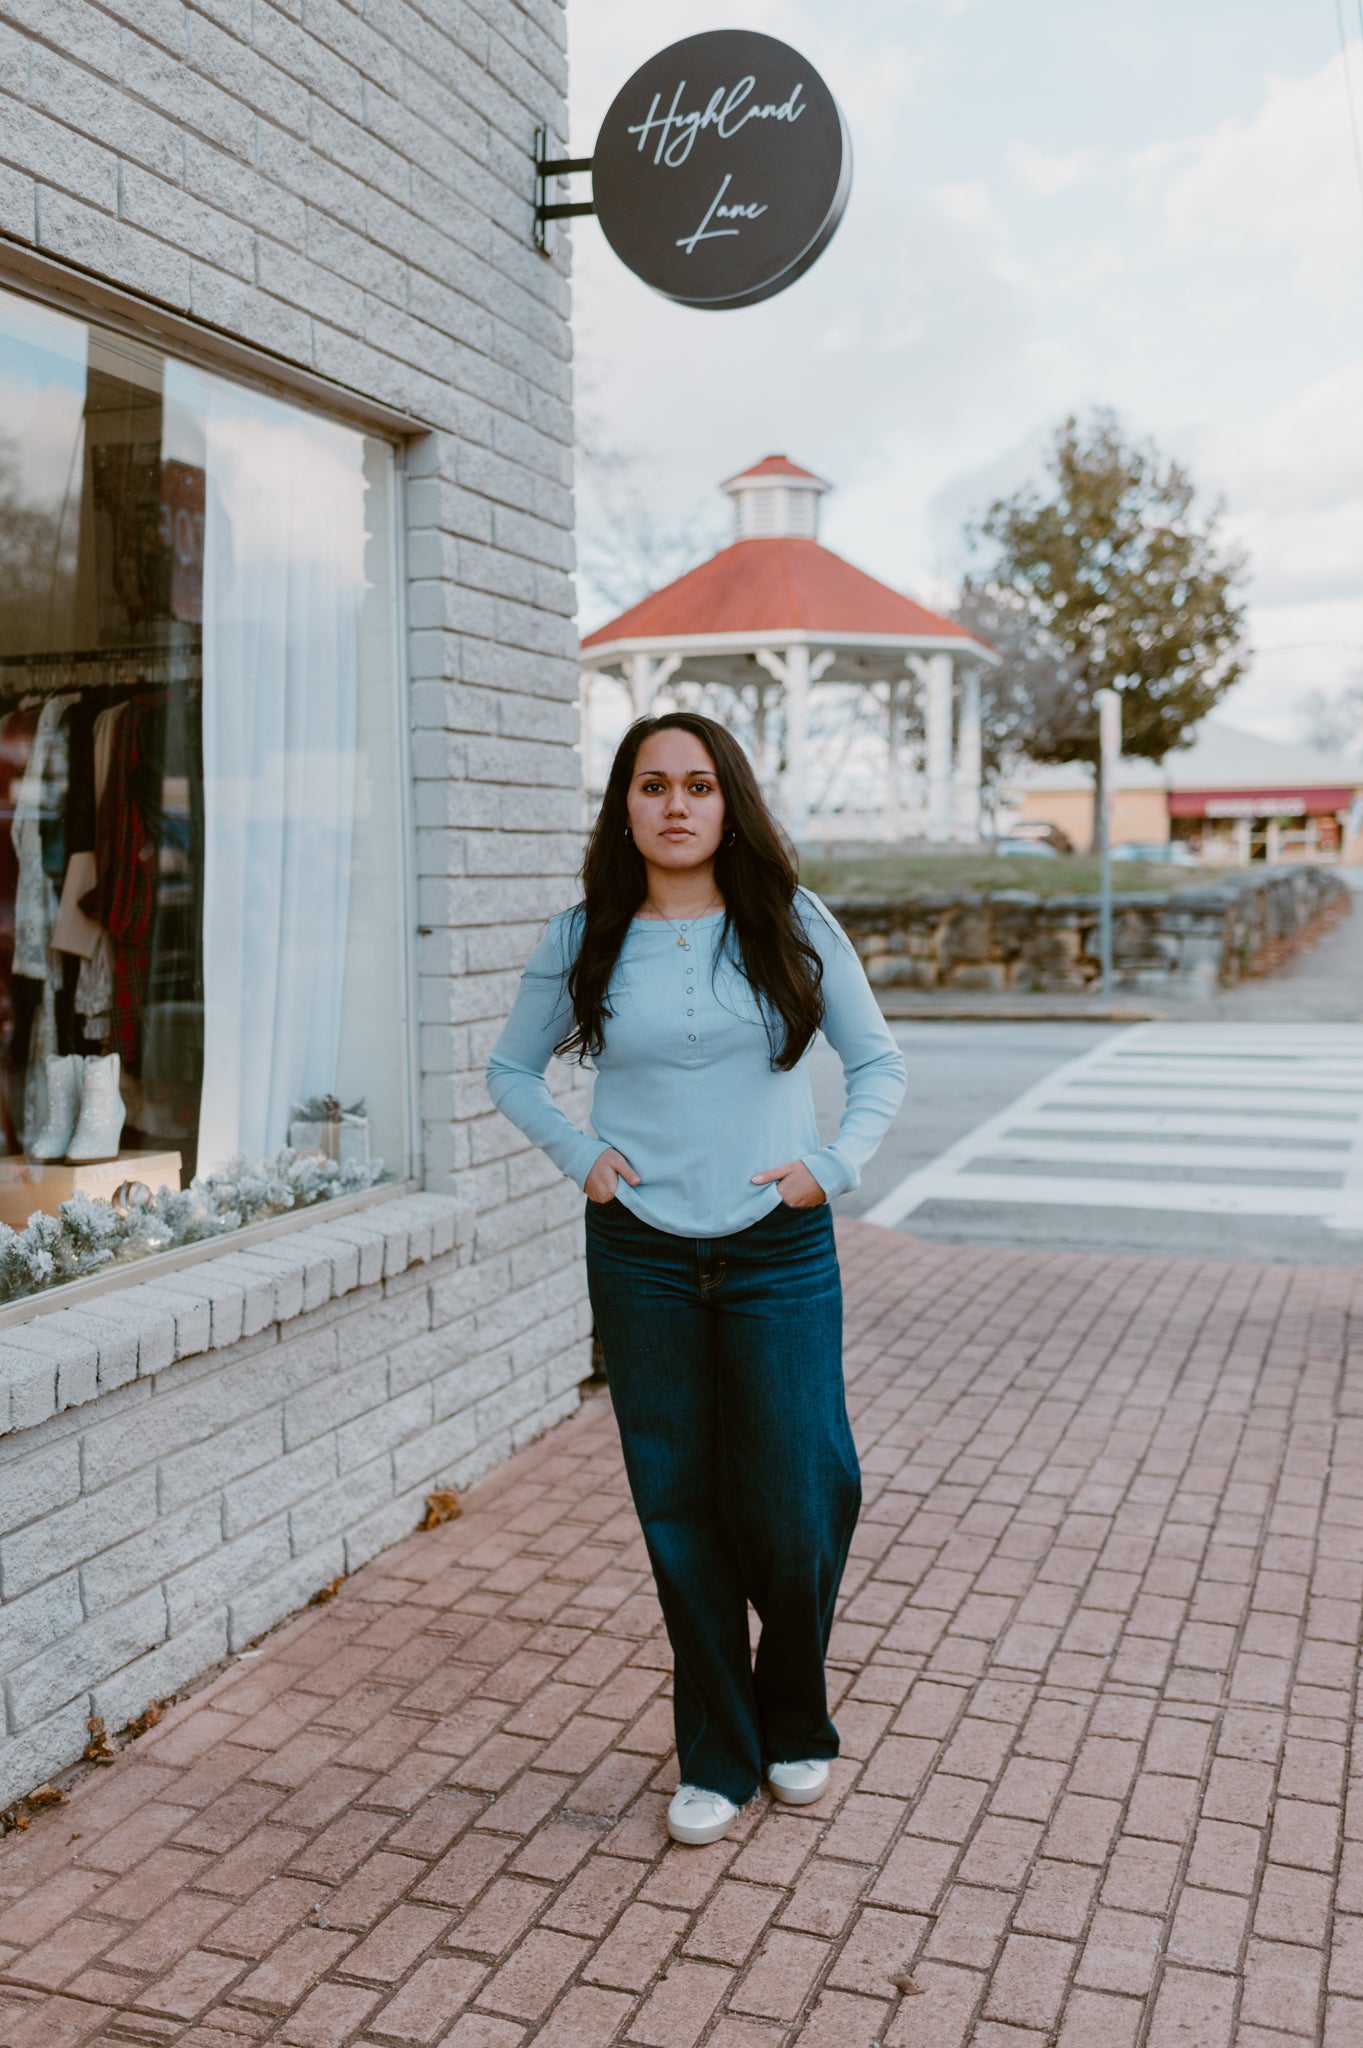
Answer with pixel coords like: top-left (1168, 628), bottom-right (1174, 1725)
top-left (0, 1189), bottom-right (464, 1438)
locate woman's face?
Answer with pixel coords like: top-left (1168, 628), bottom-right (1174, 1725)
top-left (625, 728), bottom-right (727, 875)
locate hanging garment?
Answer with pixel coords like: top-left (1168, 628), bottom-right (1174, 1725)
top-left (21, 974), bottom-right (58, 1145)
top-left (52, 697), bottom-right (101, 961)
top-left (52, 851), bottom-right (102, 959)
top-left (74, 704), bottom-right (126, 1048)
top-left (138, 683), bottom-right (204, 1145)
top-left (85, 696), bottom-right (158, 1074)
top-left (76, 930), bottom-right (114, 1044)
top-left (12, 695), bottom-right (76, 982)
top-left (0, 705), bottom-right (39, 1008)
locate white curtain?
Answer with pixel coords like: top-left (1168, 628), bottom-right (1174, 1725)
top-left (185, 376), bottom-right (365, 1171)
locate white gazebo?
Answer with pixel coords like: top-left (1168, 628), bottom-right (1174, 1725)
top-left (579, 456), bottom-right (998, 841)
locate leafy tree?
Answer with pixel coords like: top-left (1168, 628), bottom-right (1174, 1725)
top-left (963, 409), bottom-right (1248, 842)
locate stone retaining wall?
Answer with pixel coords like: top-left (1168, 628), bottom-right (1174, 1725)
top-left (830, 865), bottom-right (1350, 995)
top-left (0, 1192), bottom-right (591, 1810)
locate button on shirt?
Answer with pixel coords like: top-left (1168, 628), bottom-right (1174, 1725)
top-left (486, 888), bottom-right (907, 1239)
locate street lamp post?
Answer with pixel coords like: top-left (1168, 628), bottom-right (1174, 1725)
top-left (1096, 689), bottom-right (1121, 1001)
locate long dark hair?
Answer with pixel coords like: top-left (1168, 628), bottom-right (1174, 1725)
top-left (557, 711), bottom-right (825, 1071)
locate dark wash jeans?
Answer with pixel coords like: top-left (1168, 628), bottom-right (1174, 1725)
top-left (584, 1195), bottom-right (861, 1806)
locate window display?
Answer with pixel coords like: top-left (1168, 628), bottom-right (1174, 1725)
top-left (0, 284), bottom-right (411, 1286)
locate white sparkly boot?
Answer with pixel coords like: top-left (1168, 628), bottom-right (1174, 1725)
top-left (66, 1053), bottom-right (126, 1163)
top-left (27, 1054), bottom-right (83, 1160)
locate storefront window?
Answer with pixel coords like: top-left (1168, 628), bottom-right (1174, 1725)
top-left (0, 282), bottom-right (410, 1290)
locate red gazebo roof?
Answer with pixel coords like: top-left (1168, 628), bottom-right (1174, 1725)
top-left (581, 536), bottom-right (977, 648)
top-left (721, 454), bottom-right (829, 487)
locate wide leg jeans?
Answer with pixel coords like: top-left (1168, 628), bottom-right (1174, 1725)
top-left (584, 1196), bottom-right (861, 1806)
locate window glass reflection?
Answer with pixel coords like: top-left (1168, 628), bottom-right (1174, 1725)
top-left (0, 284), bottom-right (408, 1273)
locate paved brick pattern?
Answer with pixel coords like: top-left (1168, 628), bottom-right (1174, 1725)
top-left (1, 1221), bottom-right (1360, 2046)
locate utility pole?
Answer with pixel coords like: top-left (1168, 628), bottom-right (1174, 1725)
top-left (1096, 689), bottom-right (1121, 1000)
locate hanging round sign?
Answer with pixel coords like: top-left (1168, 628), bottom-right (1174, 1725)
top-left (591, 30), bottom-right (851, 311)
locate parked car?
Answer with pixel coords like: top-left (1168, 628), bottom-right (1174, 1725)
top-left (995, 837), bottom-right (1060, 858)
top-left (1110, 842), bottom-right (1198, 865)
top-left (1004, 820), bottom-right (1074, 853)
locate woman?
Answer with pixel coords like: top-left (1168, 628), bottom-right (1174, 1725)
top-left (486, 712), bottom-right (905, 1845)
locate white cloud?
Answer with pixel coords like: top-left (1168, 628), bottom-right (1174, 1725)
top-left (1141, 51), bottom-right (1363, 291)
top-left (1007, 140), bottom-right (1098, 198)
top-left (1195, 358), bottom-right (1363, 606)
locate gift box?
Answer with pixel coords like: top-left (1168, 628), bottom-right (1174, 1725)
top-left (289, 1103), bottom-right (370, 1167)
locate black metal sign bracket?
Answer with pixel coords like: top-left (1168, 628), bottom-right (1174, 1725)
top-left (534, 126), bottom-right (595, 252)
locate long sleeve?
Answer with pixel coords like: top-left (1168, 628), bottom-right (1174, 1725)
top-left (796, 891), bottom-right (907, 1201)
top-left (485, 913), bottom-right (612, 1191)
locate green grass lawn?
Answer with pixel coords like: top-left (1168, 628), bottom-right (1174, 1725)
top-left (800, 851), bottom-right (1238, 900)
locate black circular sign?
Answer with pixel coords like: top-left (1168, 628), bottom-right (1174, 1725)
top-left (592, 31), bottom-right (851, 312)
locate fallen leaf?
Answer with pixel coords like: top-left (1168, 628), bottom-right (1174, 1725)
top-left (890, 1972), bottom-right (923, 1995)
top-left (309, 1576), bottom-right (345, 1606)
top-left (26, 1785), bottom-right (65, 1807)
top-left (84, 1716), bottom-right (115, 1764)
top-left (126, 1701), bottom-right (166, 1737)
top-left (420, 1488), bottom-right (461, 1530)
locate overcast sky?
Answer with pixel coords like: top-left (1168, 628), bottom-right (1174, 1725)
top-left (567, 0), bottom-right (1363, 741)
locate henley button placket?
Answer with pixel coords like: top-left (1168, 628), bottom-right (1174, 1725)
top-left (681, 926), bottom-right (700, 1055)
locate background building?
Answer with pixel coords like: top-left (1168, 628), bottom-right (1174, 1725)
top-left (1015, 721), bottom-right (1363, 864)
top-left (0, 1), bottom-right (589, 1805)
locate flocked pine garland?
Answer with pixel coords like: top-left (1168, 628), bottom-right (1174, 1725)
top-left (0, 1147), bottom-right (387, 1306)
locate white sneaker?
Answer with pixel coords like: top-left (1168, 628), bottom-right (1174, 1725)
top-left (667, 1784), bottom-right (739, 1845)
top-left (766, 1758), bottom-right (831, 1805)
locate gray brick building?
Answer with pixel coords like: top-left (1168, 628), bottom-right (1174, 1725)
top-left (0, 0), bottom-right (591, 1805)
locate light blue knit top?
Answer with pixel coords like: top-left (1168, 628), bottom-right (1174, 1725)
top-left (486, 888), bottom-right (906, 1239)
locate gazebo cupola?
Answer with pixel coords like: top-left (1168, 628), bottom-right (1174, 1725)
top-left (723, 455), bottom-right (830, 541)
top-left (579, 454), bottom-right (998, 843)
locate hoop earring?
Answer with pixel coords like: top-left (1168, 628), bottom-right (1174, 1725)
top-left (624, 826), bottom-right (633, 841)
top-left (723, 829), bottom-right (736, 848)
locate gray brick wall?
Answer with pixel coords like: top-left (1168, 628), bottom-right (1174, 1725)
top-left (0, 0), bottom-right (596, 1800)
top-left (0, 1194), bottom-right (592, 1807)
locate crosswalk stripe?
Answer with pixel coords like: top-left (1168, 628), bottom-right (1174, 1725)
top-left (1015, 1110), bottom-right (1351, 1140)
top-left (1059, 1085), bottom-right (1361, 1108)
top-left (864, 1022), bottom-right (1363, 1233)
top-left (980, 1138), bottom-right (1348, 1173)
top-left (938, 1174), bottom-right (1342, 1217)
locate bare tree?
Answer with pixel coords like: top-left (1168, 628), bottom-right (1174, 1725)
top-left (0, 438), bottom-right (80, 654)
top-left (951, 584), bottom-right (1079, 795)
top-left (1296, 673), bottom-right (1363, 760)
top-left (575, 423), bottom-right (727, 626)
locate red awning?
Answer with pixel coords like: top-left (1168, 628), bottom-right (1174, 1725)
top-left (1169, 788), bottom-right (1353, 819)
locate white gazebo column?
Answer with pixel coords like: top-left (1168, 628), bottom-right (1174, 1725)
top-left (783, 644), bottom-right (811, 842)
top-left (923, 652), bottom-right (954, 841)
top-left (627, 651), bottom-right (653, 719)
top-left (755, 644), bottom-right (813, 840)
top-left (626, 651), bottom-right (681, 719)
top-left (882, 675), bottom-right (902, 843)
top-left (954, 664), bottom-right (983, 842)
top-left (752, 680), bottom-right (771, 792)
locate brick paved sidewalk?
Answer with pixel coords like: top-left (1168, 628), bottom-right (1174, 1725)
top-left (2, 1223), bottom-right (1361, 2048)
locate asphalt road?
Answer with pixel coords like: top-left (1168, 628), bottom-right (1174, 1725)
top-left (810, 1019), bottom-right (1363, 1265)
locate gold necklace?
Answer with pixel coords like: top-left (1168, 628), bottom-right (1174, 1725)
top-left (643, 894), bottom-right (723, 948)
